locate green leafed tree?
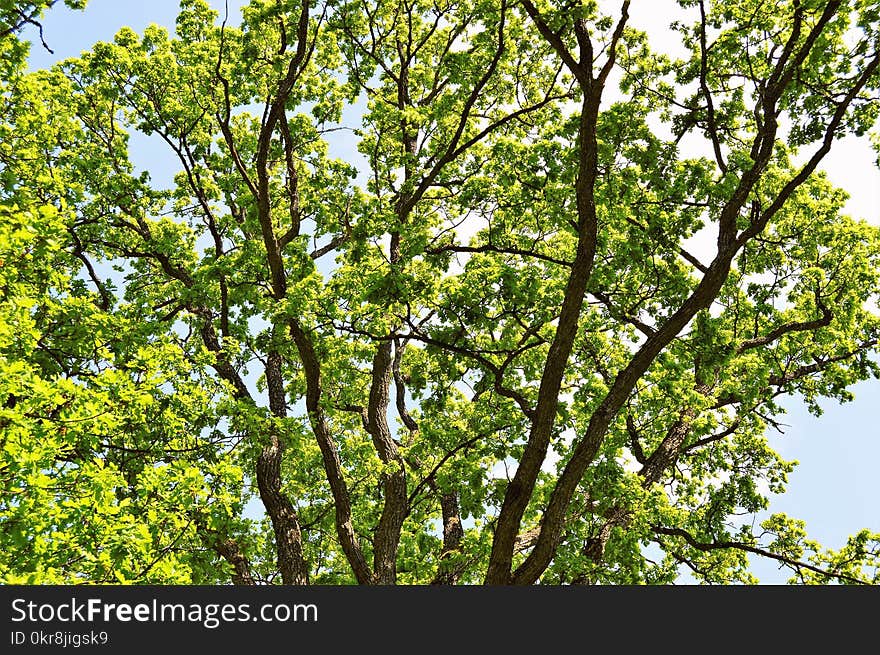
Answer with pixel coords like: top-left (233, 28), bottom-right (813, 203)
top-left (2, 0), bottom-right (879, 584)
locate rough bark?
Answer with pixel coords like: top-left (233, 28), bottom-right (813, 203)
top-left (256, 349), bottom-right (310, 585)
top-left (367, 340), bottom-right (408, 584)
top-left (290, 321), bottom-right (373, 584)
top-left (432, 492), bottom-right (465, 585)
top-left (485, 0), bottom-right (630, 585)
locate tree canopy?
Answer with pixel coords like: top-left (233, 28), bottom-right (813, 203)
top-left (1, 0), bottom-right (879, 585)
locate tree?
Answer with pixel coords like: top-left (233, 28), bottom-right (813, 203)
top-left (1, 0), bottom-right (879, 585)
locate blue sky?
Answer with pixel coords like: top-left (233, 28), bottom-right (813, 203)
top-left (21, 0), bottom-right (880, 584)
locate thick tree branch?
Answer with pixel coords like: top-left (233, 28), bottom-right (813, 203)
top-left (256, 347), bottom-right (309, 585)
top-left (736, 300), bottom-right (832, 354)
top-left (486, 1), bottom-right (632, 584)
top-left (366, 340), bottom-right (408, 584)
top-left (289, 320), bottom-right (373, 584)
top-left (508, 24), bottom-right (878, 582)
top-left (519, 0), bottom-right (584, 85)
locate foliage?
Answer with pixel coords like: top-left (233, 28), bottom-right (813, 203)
top-left (1, 0), bottom-right (879, 585)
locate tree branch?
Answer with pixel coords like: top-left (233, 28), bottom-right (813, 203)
top-left (652, 525), bottom-right (869, 585)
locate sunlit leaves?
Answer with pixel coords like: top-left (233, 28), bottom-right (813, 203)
top-left (2, 0), bottom-right (879, 585)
